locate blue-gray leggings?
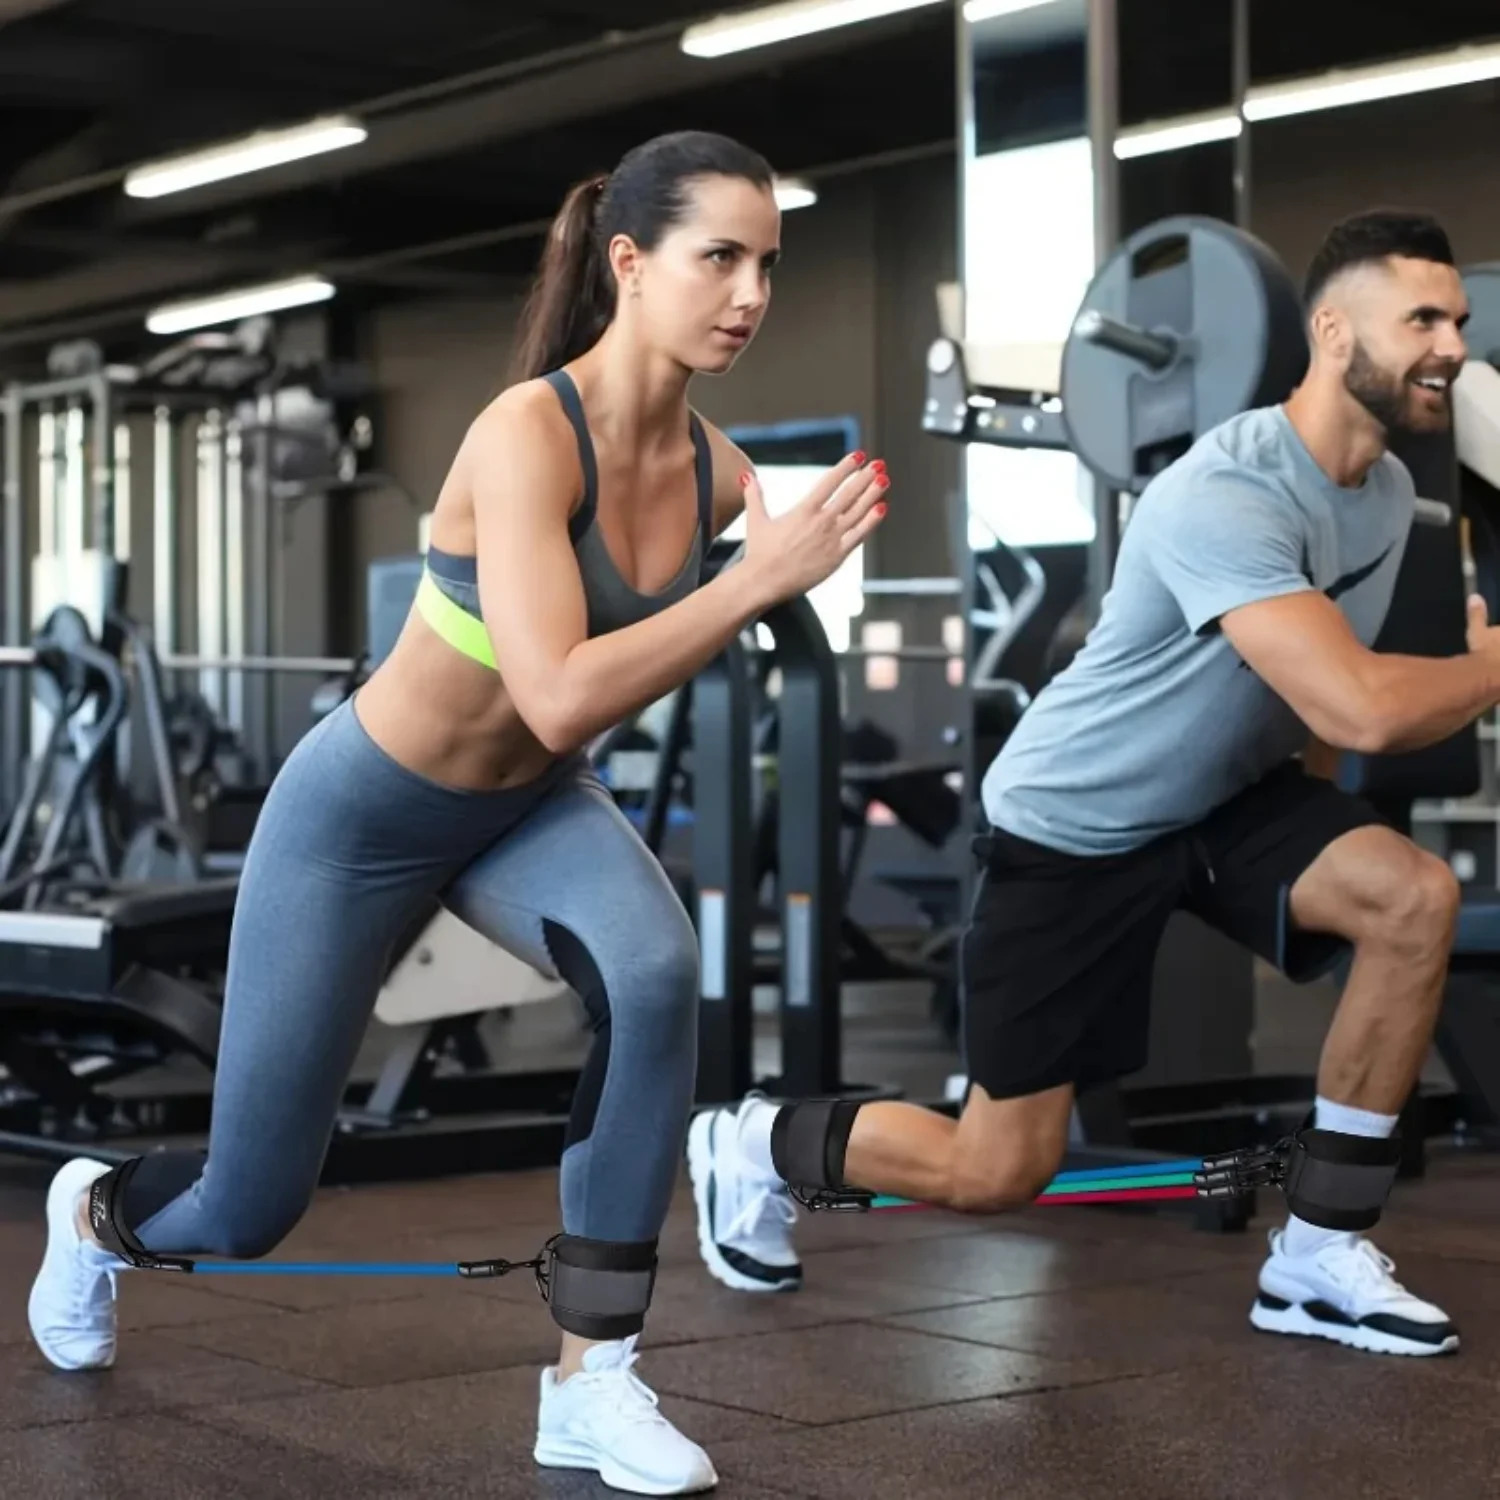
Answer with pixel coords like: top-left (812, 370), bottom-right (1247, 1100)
top-left (118, 698), bottom-right (699, 1256)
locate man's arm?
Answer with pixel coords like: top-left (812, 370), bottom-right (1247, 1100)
top-left (1221, 591), bottom-right (1500, 755)
top-left (1149, 467), bottom-right (1500, 755)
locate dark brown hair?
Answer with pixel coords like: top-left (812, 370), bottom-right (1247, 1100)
top-left (509, 130), bottom-right (775, 383)
top-left (1304, 209), bottom-right (1455, 306)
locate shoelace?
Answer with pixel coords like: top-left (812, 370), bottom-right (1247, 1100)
top-left (722, 1182), bottom-right (797, 1246)
top-left (575, 1341), bottom-right (671, 1431)
top-left (1325, 1239), bottom-right (1409, 1301)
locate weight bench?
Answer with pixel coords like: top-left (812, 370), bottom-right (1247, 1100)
top-left (0, 880), bottom-right (237, 1155)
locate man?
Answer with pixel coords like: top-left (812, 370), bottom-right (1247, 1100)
top-left (689, 209), bottom-right (1490, 1358)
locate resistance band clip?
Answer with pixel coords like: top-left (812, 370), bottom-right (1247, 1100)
top-left (1192, 1139), bottom-right (1290, 1200)
top-left (457, 1240), bottom-right (555, 1296)
top-left (786, 1184), bottom-right (874, 1214)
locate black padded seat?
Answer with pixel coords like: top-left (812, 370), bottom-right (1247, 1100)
top-left (90, 878), bottom-right (239, 929)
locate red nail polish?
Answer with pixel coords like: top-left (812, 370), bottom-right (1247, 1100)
top-left (875, 502), bottom-right (888, 518)
top-left (852, 450), bottom-right (866, 465)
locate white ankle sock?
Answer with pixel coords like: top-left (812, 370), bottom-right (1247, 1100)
top-left (734, 1097), bottom-right (782, 1183)
top-left (1280, 1095), bottom-right (1397, 1259)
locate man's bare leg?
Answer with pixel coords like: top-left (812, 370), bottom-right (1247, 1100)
top-left (1248, 823), bottom-right (1461, 1355)
top-left (841, 1083), bottom-right (1075, 1212)
top-left (1289, 825), bottom-right (1458, 1118)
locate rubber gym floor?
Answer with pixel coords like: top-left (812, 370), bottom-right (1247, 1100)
top-left (3, 975), bottom-right (1499, 1500)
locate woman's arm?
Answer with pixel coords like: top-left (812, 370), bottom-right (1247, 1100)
top-left (700, 418), bottom-right (753, 537)
top-left (469, 390), bottom-right (776, 755)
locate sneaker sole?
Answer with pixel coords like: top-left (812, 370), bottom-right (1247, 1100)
top-left (534, 1434), bottom-right (718, 1495)
top-left (28, 1157), bottom-right (118, 1372)
top-left (686, 1112), bottom-right (800, 1296)
top-left (1250, 1296), bottom-right (1459, 1357)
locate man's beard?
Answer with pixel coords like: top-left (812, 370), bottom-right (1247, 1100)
top-left (1344, 338), bottom-right (1452, 434)
top-left (1344, 339), bottom-right (1414, 431)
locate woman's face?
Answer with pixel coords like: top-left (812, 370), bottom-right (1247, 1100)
top-left (613, 174), bottom-right (782, 374)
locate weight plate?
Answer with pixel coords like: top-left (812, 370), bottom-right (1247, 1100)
top-left (1061, 215), bottom-right (1309, 494)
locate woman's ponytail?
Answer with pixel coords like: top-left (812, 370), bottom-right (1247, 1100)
top-left (508, 173), bottom-right (614, 383)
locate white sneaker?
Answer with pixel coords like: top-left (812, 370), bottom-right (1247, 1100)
top-left (686, 1101), bottom-right (801, 1294)
top-left (1250, 1227), bottom-right (1459, 1356)
top-left (534, 1335), bottom-right (718, 1495)
top-left (28, 1157), bottom-right (123, 1371)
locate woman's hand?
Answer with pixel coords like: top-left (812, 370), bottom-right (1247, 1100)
top-left (740, 451), bottom-right (889, 607)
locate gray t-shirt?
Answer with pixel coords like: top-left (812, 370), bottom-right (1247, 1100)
top-left (981, 404), bottom-right (1416, 856)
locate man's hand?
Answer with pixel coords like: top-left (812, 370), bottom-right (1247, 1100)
top-left (1467, 593), bottom-right (1500, 661)
top-left (1303, 735), bottom-right (1341, 779)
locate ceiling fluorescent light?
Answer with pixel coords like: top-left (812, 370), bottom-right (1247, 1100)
top-left (146, 276), bottom-right (336, 335)
top-left (125, 116), bottom-right (367, 199)
top-left (774, 176), bottom-right (818, 210)
top-left (1114, 110), bottom-right (1241, 160)
top-left (681, 0), bottom-right (944, 58)
top-left (962, 0), bottom-right (1060, 22)
top-left (1244, 41), bottom-right (1500, 122)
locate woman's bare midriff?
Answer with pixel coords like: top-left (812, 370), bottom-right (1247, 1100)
top-left (352, 612), bottom-right (560, 793)
top-left (347, 410), bottom-right (568, 793)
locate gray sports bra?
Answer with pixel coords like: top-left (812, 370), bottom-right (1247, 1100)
top-left (426, 368), bottom-right (714, 640)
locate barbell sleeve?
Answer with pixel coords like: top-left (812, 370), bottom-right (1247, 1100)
top-left (1072, 309), bottom-right (1178, 372)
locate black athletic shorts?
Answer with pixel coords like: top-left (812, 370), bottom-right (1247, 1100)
top-left (961, 762), bottom-right (1387, 1101)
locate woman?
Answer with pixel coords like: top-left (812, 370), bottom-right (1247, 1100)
top-left (27, 129), bottom-right (888, 1496)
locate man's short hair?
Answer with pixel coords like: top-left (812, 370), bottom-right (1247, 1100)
top-left (1303, 209), bottom-right (1455, 307)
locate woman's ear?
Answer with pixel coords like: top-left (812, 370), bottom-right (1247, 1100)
top-left (606, 234), bottom-right (644, 298)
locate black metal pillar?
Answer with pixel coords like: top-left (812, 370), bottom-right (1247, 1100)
top-left (1232, 0), bottom-right (1252, 230)
top-left (691, 643), bottom-right (755, 1104)
top-left (2, 385), bottom-right (23, 814)
top-left (1086, 0), bottom-right (1121, 607)
top-left (763, 596), bottom-right (844, 1097)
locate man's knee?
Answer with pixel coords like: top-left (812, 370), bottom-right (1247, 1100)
top-left (945, 1150), bottom-right (1059, 1215)
top-left (1308, 831), bottom-right (1460, 956)
top-left (1359, 847), bottom-right (1461, 957)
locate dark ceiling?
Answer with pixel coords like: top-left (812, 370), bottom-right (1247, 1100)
top-left (2, 0), bottom-right (1499, 361)
top-left (0, 0), bottom-right (956, 357)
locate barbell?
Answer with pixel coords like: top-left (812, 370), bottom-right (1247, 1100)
top-left (1061, 215), bottom-right (1311, 493)
top-left (923, 216), bottom-right (1309, 490)
top-left (926, 213), bottom-right (1461, 537)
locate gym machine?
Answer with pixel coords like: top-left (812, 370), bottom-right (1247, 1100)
top-left (0, 627), bottom-right (236, 1160)
top-left (0, 324), bottom-right (421, 839)
top-left (1390, 265), bottom-right (1500, 1145)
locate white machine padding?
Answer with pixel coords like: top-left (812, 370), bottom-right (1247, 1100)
top-left (964, 340), bottom-right (1063, 397)
top-left (935, 281), bottom-right (1062, 395)
top-left (375, 908), bottom-right (570, 1026)
top-left (1456, 359), bottom-right (1500, 492)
